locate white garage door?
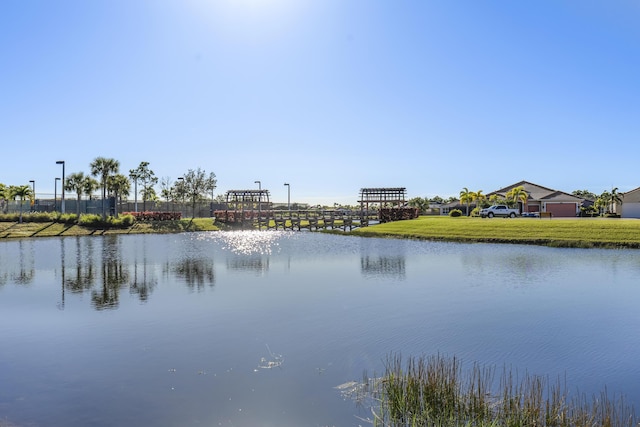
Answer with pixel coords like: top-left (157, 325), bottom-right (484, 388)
top-left (621, 203), bottom-right (640, 219)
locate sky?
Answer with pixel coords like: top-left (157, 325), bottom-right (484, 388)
top-left (1, 0), bottom-right (639, 206)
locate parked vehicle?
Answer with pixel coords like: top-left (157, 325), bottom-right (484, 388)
top-left (479, 205), bottom-right (519, 218)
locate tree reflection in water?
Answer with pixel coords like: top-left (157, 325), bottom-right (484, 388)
top-left (91, 236), bottom-right (129, 310)
top-left (129, 237), bottom-right (157, 302)
top-left (11, 240), bottom-right (34, 285)
top-left (360, 256), bottom-right (406, 281)
top-left (64, 237), bottom-right (96, 293)
top-left (170, 258), bottom-right (215, 291)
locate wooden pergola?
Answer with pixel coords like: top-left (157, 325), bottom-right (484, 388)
top-left (225, 190), bottom-right (271, 211)
top-left (358, 187), bottom-right (418, 222)
top-left (358, 187), bottom-right (407, 211)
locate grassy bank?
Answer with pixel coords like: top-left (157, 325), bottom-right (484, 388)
top-left (350, 216), bottom-right (640, 249)
top-left (0, 218), bottom-right (218, 239)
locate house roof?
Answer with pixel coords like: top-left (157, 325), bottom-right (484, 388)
top-left (488, 180), bottom-right (582, 202)
top-left (622, 186), bottom-right (640, 203)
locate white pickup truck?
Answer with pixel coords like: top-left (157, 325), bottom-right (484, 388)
top-left (479, 205), bottom-right (519, 218)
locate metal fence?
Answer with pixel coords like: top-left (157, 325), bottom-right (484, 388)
top-left (2, 198), bottom-right (225, 219)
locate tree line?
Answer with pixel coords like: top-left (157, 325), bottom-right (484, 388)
top-left (0, 157), bottom-right (217, 220)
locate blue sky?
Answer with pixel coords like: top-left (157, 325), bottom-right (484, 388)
top-left (2, 0), bottom-right (639, 205)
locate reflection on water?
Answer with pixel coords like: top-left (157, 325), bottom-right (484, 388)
top-left (171, 258), bottom-right (215, 290)
top-left (461, 247), bottom-right (563, 289)
top-left (11, 240), bottom-right (35, 285)
top-left (361, 256), bottom-right (406, 280)
top-left (226, 256), bottom-right (270, 274)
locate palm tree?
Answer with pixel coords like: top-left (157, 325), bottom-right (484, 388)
top-left (83, 176), bottom-right (100, 201)
top-left (90, 157), bottom-right (120, 218)
top-left (610, 187), bottom-right (623, 215)
top-left (459, 187), bottom-right (473, 216)
top-left (107, 174), bottom-right (130, 218)
top-left (10, 185), bottom-right (32, 223)
top-left (506, 186), bottom-right (528, 213)
top-left (65, 172), bottom-right (86, 216)
top-left (472, 190), bottom-right (486, 215)
top-left (596, 191), bottom-right (611, 215)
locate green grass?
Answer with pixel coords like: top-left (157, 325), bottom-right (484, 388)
top-left (350, 216), bottom-right (640, 248)
top-left (0, 218), bottom-right (218, 238)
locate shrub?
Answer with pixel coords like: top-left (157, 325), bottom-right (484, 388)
top-left (449, 209), bottom-right (463, 217)
top-left (78, 214), bottom-right (103, 227)
top-left (78, 214), bottom-right (135, 228)
top-left (470, 207), bottom-right (480, 217)
top-left (119, 214), bottom-right (135, 227)
top-left (56, 213), bottom-right (78, 224)
top-left (0, 213), bottom-right (21, 222)
top-left (22, 212), bottom-right (56, 223)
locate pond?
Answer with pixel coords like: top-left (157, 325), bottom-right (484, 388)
top-left (1, 231), bottom-right (640, 426)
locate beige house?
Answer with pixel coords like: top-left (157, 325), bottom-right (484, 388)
top-left (488, 181), bottom-right (583, 217)
top-left (620, 187), bottom-right (640, 218)
top-left (441, 181), bottom-right (583, 217)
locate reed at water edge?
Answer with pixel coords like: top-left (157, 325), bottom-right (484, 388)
top-left (359, 353), bottom-right (638, 427)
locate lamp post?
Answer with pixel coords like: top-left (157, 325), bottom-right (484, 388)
top-left (54, 177), bottom-right (60, 211)
top-left (29, 180), bottom-right (35, 206)
top-left (284, 183), bottom-right (290, 211)
top-left (129, 170), bottom-right (139, 213)
top-left (177, 177), bottom-right (184, 217)
top-left (56, 161), bottom-right (65, 213)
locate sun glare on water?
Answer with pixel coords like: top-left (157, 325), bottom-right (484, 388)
top-left (200, 230), bottom-right (295, 255)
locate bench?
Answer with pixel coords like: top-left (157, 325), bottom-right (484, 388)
top-left (540, 212), bottom-right (553, 219)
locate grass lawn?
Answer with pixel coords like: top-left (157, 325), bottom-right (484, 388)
top-left (350, 216), bottom-right (640, 248)
top-left (0, 218), bottom-right (218, 239)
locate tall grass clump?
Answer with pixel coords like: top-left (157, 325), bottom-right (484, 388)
top-left (55, 213), bottom-right (79, 224)
top-left (0, 213), bottom-right (21, 222)
top-left (0, 212), bottom-right (60, 222)
top-left (78, 214), bottom-right (135, 228)
top-left (362, 353), bottom-right (638, 427)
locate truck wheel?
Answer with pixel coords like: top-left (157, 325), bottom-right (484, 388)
top-left (510, 212), bottom-right (516, 218)
top-left (488, 212), bottom-right (494, 218)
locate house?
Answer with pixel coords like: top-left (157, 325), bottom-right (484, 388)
top-left (440, 181), bottom-right (584, 217)
top-left (488, 181), bottom-right (582, 217)
top-left (619, 187), bottom-right (640, 218)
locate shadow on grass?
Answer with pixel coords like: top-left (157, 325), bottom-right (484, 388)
top-left (30, 222), bottom-right (56, 237)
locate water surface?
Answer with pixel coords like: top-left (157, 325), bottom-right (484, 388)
top-left (1, 231), bottom-right (639, 426)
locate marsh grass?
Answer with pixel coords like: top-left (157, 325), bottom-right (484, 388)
top-left (351, 217), bottom-right (640, 249)
top-left (361, 354), bottom-right (638, 427)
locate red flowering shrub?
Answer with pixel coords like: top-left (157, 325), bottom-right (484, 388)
top-left (123, 212), bottom-right (181, 221)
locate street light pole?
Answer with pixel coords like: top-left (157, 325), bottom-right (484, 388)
top-left (29, 180), bottom-right (35, 211)
top-left (54, 177), bottom-right (60, 212)
top-left (177, 177), bottom-right (184, 217)
top-left (56, 161), bottom-right (65, 213)
top-left (284, 183), bottom-right (290, 211)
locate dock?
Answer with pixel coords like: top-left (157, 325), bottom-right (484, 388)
top-left (214, 209), bottom-right (379, 231)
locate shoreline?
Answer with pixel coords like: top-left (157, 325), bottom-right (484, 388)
top-left (3, 216), bottom-right (640, 250)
